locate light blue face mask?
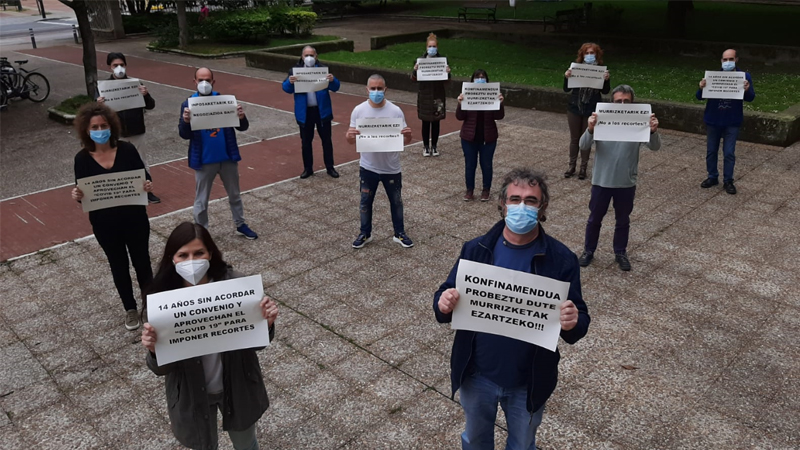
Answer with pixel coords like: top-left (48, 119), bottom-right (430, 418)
top-left (90, 129), bottom-right (111, 144)
top-left (505, 204), bottom-right (539, 234)
top-left (474, 78), bottom-right (487, 84)
top-left (369, 90), bottom-right (385, 104)
top-left (427, 47), bottom-right (438, 56)
top-left (583, 53), bottom-right (596, 64)
top-left (722, 61), bottom-right (736, 71)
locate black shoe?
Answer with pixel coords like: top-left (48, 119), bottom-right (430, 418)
top-left (147, 192), bottom-right (161, 204)
top-left (578, 250), bottom-right (593, 267)
top-left (327, 168), bottom-right (340, 178)
top-left (578, 168), bottom-right (587, 180)
top-left (564, 167), bottom-right (576, 178)
top-left (723, 181), bottom-right (737, 195)
top-left (615, 252), bottom-right (631, 271)
top-left (700, 178), bottom-right (719, 188)
top-left (300, 169), bottom-right (313, 179)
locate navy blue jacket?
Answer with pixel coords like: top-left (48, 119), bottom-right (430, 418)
top-left (281, 61), bottom-right (340, 124)
top-left (178, 91), bottom-right (249, 170)
top-left (433, 220), bottom-right (590, 413)
top-left (695, 68), bottom-right (755, 127)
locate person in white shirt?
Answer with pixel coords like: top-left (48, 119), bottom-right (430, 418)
top-left (346, 74), bottom-right (414, 249)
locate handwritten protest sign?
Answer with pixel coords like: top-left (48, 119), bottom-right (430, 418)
top-left (461, 82), bottom-right (501, 111)
top-left (416, 57), bottom-right (448, 81)
top-left (567, 63), bottom-right (607, 90)
top-left (97, 78), bottom-right (145, 111)
top-left (76, 169), bottom-right (147, 213)
top-left (452, 260), bottom-right (567, 352)
top-left (147, 275), bottom-right (269, 366)
top-left (355, 117), bottom-right (404, 152)
top-left (188, 95), bottom-right (239, 131)
top-left (593, 103), bottom-right (652, 143)
top-left (292, 67), bottom-right (329, 93)
top-left (702, 71), bottom-right (746, 100)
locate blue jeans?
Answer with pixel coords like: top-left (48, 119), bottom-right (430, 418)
top-left (459, 373), bottom-right (544, 450)
top-left (359, 167), bottom-right (405, 236)
top-left (706, 125), bottom-right (739, 183)
top-left (461, 139), bottom-right (497, 191)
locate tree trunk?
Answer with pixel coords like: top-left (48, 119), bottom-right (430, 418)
top-left (124, 0), bottom-right (136, 14)
top-left (176, 0), bottom-right (189, 49)
top-left (109, 0), bottom-right (126, 39)
top-left (667, 0), bottom-right (693, 38)
top-left (60, 0), bottom-right (97, 98)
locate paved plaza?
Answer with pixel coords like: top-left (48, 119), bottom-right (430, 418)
top-left (1, 27), bottom-right (799, 450)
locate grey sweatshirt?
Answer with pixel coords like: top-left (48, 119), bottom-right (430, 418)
top-left (580, 129), bottom-right (661, 188)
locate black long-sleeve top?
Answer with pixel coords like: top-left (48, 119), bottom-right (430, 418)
top-left (563, 76), bottom-right (611, 117)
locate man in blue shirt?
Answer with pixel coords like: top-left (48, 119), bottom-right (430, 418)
top-left (696, 49), bottom-right (755, 195)
top-left (282, 46), bottom-right (341, 179)
top-left (179, 67), bottom-right (257, 239)
top-left (434, 168), bottom-right (590, 450)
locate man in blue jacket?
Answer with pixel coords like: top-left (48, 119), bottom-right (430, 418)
top-left (434, 168), bottom-right (590, 450)
top-left (282, 46), bottom-right (341, 179)
top-left (696, 49), bottom-right (755, 195)
top-left (179, 67), bottom-right (257, 239)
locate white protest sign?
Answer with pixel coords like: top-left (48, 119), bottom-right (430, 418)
top-left (461, 82), bottom-right (501, 111)
top-left (452, 259), bottom-right (567, 352)
top-left (356, 117), bottom-right (404, 153)
top-left (76, 169), bottom-right (147, 213)
top-left (593, 103), bottom-right (652, 143)
top-left (416, 57), bottom-right (448, 81)
top-left (567, 63), bottom-right (607, 90)
top-left (702, 71), bottom-right (746, 100)
top-left (147, 275), bottom-right (269, 366)
top-left (292, 66), bottom-right (330, 93)
top-left (188, 95), bottom-right (240, 131)
top-left (97, 78), bottom-right (146, 111)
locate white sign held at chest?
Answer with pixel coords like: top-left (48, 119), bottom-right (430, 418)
top-left (356, 117), bottom-right (404, 153)
top-left (567, 63), bottom-right (607, 90)
top-left (416, 57), bottom-right (448, 81)
top-left (461, 82), bottom-right (501, 111)
top-left (702, 71), bottom-right (746, 100)
top-left (188, 95), bottom-right (240, 131)
top-left (76, 168), bottom-right (148, 213)
top-left (147, 275), bottom-right (269, 366)
top-left (98, 78), bottom-right (146, 111)
top-left (593, 103), bottom-right (652, 143)
top-left (292, 67), bottom-right (329, 93)
top-left (451, 259), bottom-right (568, 352)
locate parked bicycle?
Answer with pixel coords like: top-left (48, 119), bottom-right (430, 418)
top-left (0, 57), bottom-right (51, 106)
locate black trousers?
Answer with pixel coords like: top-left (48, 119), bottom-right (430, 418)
top-left (421, 120), bottom-right (441, 148)
top-left (93, 215), bottom-right (153, 311)
top-left (299, 106), bottom-right (334, 171)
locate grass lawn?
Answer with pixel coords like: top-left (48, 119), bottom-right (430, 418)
top-left (54, 95), bottom-right (93, 115)
top-left (321, 39), bottom-right (800, 113)
top-left (388, 0), bottom-right (798, 46)
top-left (153, 35), bottom-right (340, 54)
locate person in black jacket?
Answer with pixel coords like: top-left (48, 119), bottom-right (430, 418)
top-left (412, 32), bottom-right (451, 157)
top-left (71, 102), bottom-right (154, 331)
top-left (141, 222), bottom-right (278, 450)
top-left (563, 43), bottom-right (610, 180)
top-left (97, 52), bottom-right (161, 203)
top-left (434, 168), bottom-right (590, 450)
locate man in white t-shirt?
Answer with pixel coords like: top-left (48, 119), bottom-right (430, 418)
top-left (346, 74), bottom-right (414, 249)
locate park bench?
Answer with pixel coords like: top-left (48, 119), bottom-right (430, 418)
top-left (458, 3), bottom-right (497, 23)
top-left (543, 7), bottom-right (588, 32)
top-left (0, 0), bottom-right (23, 11)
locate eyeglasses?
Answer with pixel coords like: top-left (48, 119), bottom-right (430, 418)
top-left (613, 99), bottom-right (632, 104)
top-left (505, 196), bottom-right (542, 207)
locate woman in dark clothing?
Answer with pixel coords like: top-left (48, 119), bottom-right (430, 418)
top-left (71, 102), bottom-right (154, 331)
top-left (412, 32), bottom-right (451, 157)
top-left (456, 69), bottom-right (505, 202)
top-left (141, 222), bottom-right (278, 450)
top-left (563, 42), bottom-right (610, 180)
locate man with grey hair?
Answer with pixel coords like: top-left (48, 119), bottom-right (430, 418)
top-left (434, 168), bottom-right (590, 449)
top-left (283, 45), bottom-right (341, 179)
top-left (577, 84), bottom-right (660, 271)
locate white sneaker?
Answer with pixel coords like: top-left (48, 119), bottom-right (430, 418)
top-left (431, 147), bottom-right (440, 157)
top-left (422, 147), bottom-right (431, 157)
top-left (125, 309), bottom-right (141, 331)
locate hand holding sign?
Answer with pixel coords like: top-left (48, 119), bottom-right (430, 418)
top-left (438, 288), bottom-right (460, 314)
top-left (593, 103), bottom-right (653, 143)
top-left (187, 95), bottom-right (240, 130)
top-left (560, 300), bottom-right (578, 331)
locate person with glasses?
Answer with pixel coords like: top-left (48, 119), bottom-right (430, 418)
top-left (433, 168), bottom-right (590, 450)
top-left (576, 85), bottom-right (661, 271)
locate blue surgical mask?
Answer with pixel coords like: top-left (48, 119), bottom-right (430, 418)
top-left (505, 204), bottom-right (539, 235)
top-left (90, 129), bottom-right (111, 144)
top-left (474, 78), bottom-right (487, 84)
top-left (369, 90), bottom-right (385, 104)
top-left (722, 61), bottom-right (736, 71)
top-left (427, 47), bottom-right (437, 56)
top-left (583, 54), bottom-right (596, 64)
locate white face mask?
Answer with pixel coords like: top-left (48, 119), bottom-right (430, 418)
top-left (113, 66), bottom-right (126, 78)
top-left (197, 80), bottom-right (213, 95)
top-left (303, 56), bottom-right (316, 67)
top-left (174, 259), bottom-right (210, 285)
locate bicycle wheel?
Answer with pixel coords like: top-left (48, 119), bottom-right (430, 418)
top-left (23, 73), bottom-right (50, 102)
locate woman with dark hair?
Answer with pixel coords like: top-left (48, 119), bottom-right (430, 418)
top-left (142, 222), bottom-right (278, 450)
top-left (412, 32), bottom-right (451, 157)
top-left (71, 102), bottom-right (153, 331)
top-left (456, 69), bottom-right (505, 201)
top-left (563, 42), bottom-right (610, 180)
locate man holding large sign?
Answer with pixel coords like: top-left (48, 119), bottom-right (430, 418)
top-left (696, 49), bottom-right (755, 195)
top-left (434, 168), bottom-right (590, 450)
top-left (577, 85), bottom-right (660, 272)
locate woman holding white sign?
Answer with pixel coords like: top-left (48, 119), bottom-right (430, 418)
top-left (71, 102), bottom-right (153, 332)
top-left (456, 69), bottom-right (505, 202)
top-left (563, 43), bottom-right (610, 180)
top-left (411, 32), bottom-right (451, 157)
top-left (142, 222), bottom-right (278, 450)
